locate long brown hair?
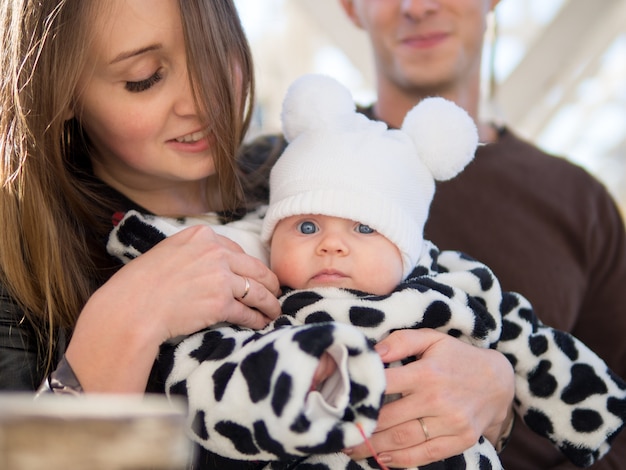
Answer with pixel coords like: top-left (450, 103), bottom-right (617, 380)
top-left (0, 0), bottom-right (254, 375)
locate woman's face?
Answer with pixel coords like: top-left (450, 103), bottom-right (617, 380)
top-left (74, 0), bottom-right (216, 214)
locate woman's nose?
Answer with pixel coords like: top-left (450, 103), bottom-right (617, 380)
top-left (173, 75), bottom-right (197, 117)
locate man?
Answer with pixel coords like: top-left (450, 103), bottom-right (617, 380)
top-left (337, 0), bottom-right (626, 468)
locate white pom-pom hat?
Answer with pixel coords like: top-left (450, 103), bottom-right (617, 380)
top-left (261, 74), bottom-right (478, 278)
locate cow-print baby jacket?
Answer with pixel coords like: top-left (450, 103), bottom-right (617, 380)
top-left (107, 210), bottom-right (626, 469)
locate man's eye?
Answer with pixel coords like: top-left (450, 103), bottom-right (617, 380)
top-left (125, 70), bottom-right (163, 93)
top-left (356, 223), bottom-right (375, 234)
top-left (298, 221), bottom-right (318, 234)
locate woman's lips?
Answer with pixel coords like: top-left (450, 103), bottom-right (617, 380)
top-left (175, 130), bottom-right (206, 143)
top-left (168, 131), bottom-right (212, 152)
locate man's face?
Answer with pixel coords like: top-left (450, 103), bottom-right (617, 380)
top-left (340, 0), bottom-right (497, 93)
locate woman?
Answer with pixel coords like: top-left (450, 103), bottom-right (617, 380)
top-left (0, 1), bottom-right (513, 467)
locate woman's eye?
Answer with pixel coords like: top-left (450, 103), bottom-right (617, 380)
top-left (356, 223), bottom-right (375, 234)
top-left (297, 221), bottom-right (318, 235)
top-left (125, 70), bottom-right (163, 93)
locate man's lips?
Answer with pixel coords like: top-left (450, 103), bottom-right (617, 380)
top-left (401, 31), bottom-right (448, 49)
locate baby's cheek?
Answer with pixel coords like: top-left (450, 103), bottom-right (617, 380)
top-left (270, 253), bottom-right (301, 288)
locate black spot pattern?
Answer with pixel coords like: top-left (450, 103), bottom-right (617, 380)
top-left (562, 364), bottom-right (608, 404)
top-left (529, 334), bottom-right (549, 356)
top-left (501, 319), bottom-right (522, 341)
top-left (524, 408), bottom-right (554, 438)
top-left (421, 459), bottom-right (453, 468)
top-left (478, 453), bottom-right (494, 470)
top-left (349, 306), bottom-right (386, 328)
top-left (253, 420), bottom-right (289, 458)
top-left (272, 372), bottom-right (292, 417)
top-left (302, 311), bottom-right (335, 324)
top-left (192, 409), bottom-right (209, 440)
top-left (117, 215), bottom-right (166, 253)
top-left (348, 345), bottom-right (365, 356)
top-left (355, 404), bottom-right (378, 421)
top-left (363, 458), bottom-right (380, 470)
top-left (290, 413), bottom-right (311, 433)
top-left (421, 300), bottom-right (452, 329)
top-left (242, 331), bottom-right (263, 347)
top-left (608, 369), bottom-right (626, 391)
top-left (405, 264), bottom-right (430, 279)
top-left (342, 407), bottom-right (355, 423)
top-left (215, 420), bottom-right (259, 455)
top-left (156, 342), bottom-right (177, 383)
top-left (296, 427), bottom-right (345, 454)
top-left (499, 291), bottom-right (520, 316)
top-left (168, 379), bottom-right (187, 398)
top-left (296, 464), bottom-right (332, 470)
top-left (467, 299), bottom-right (497, 340)
top-left (528, 360), bottom-right (558, 397)
top-left (416, 278), bottom-right (455, 298)
top-left (292, 325), bottom-right (334, 357)
top-left (400, 354), bottom-right (418, 365)
top-left (518, 307), bottom-right (535, 326)
top-left (190, 330), bottom-right (236, 361)
top-left (272, 316), bottom-right (295, 328)
top-left (571, 408), bottom-right (604, 432)
top-left (553, 330), bottom-right (579, 361)
top-left (349, 380), bottom-right (369, 404)
top-left (470, 267), bottom-right (494, 291)
top-left (447, 329), bottom-right (463, 338)
top-left (281, 291), bottom-right (324, 313)
top-left (560, 441), bottom-right (594, 468)
top-left (503, 352), bottom-right (518, 369)
top-left (213, 362), bottom-right (237, 401)
top-left (241, 343), bottom-right (279, 402)
top-left (608, 395), bottom-right (626, 420)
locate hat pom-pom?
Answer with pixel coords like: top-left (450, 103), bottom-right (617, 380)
top-left (402, 97), bottom-right (478, 181)
top-left (281, 74), bottom-right (357, 143)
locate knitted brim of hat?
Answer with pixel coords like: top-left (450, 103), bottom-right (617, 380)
top-left (261, 188), bottom-right (425, 279)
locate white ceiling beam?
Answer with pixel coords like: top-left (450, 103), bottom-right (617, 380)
top-left (295, 0), bottom-right (375, 87)
top-left (494, 0), bottom-right (626, 139)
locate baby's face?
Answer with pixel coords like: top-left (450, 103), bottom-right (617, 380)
top-left (270, 214), bottom-right (403, 295)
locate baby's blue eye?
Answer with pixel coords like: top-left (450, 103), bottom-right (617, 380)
top-left (356, 223), bottom-right (375, 234)
top-left (298, 221), bottom-right (318, 234)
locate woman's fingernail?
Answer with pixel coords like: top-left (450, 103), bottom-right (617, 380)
top-left (375, 343), bottom-right (389, 356)
top-left (342, 448), bottom-right (353, 455)
top-left (377, 453), bottom-right (392, 463)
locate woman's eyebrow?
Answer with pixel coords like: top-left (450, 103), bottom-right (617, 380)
top-left (109, 44), bottom-right (162, 65)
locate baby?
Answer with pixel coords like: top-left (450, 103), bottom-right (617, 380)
top-left (108, 74), bottom-right (626, 470)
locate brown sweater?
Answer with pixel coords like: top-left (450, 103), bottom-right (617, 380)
top-left (239, 122), bottom-right (626, 469)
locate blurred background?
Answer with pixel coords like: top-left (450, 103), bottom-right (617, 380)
top-left (234, 0), bottom-right (626, 214)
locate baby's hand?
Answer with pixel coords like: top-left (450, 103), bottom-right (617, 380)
top-left (310, 352), bottom-right (338, 392)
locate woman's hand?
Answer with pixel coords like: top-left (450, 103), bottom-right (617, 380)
top-left (345, 329), bottom-right (514, 467)
top-left (66, 224), bottom-right (281, 392)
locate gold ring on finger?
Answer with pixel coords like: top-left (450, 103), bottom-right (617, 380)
top-left (240, 276), bottom-right (250, 300)
top-left (418, 417), bottom-right (430, 441)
